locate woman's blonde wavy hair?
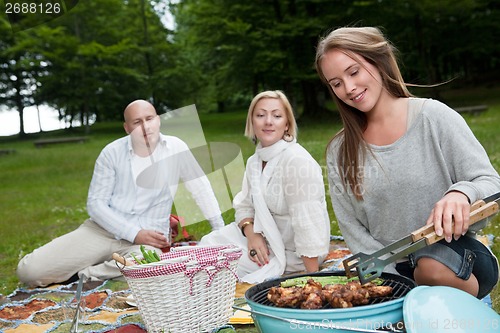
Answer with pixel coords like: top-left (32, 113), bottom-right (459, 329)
top-left (315, 26), bottom-right (412, 200)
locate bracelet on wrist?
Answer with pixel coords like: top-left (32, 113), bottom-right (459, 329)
top-left (240, 220), bottom-right (254, 237)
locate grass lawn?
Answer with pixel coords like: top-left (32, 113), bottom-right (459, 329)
top-left (1, 85), bottom-right (499, 325)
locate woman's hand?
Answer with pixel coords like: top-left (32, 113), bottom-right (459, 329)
top-left (425, 191), bottom-right (470, 242)
top-left (246, 232), bottom-right (270, 266)
top-left (134, 229), bottom-right (170, 248)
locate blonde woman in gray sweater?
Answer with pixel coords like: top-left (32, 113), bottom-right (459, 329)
top-left (315, 26), bottom-right (500, 299)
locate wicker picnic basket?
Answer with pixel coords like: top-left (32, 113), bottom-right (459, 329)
top-left (119, 245), bottom-right (242, 333)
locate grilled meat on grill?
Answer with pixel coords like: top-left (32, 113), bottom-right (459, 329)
top-left (322, 281), bottom-right (370, 308)
top-left (302, 279), bottom-right (322, 295)
top-left (363, 283), bottom-right (394, 298)
top-left (300, 279), bottom-right (324, 309)
top-left (267, 278), bottom-right (393, 309)
top-left (267, 286), bottom-right (305, 308)
top-left (301, 291), bottom-right (324, 309)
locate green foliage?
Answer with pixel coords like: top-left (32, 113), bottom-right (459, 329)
top-left (2, 0), bottom-right (499, 133)
top-left (37, 0), bottom-right (174, 121)
top-left (172, 0), bottom-right (341, 113)
top-left (0, 0), bottom-right (177, 134)
top-left (172, 0), bottom-right (500, 116)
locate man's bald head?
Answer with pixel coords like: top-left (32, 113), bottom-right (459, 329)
top-left (123, 99), bottom-right (160, 151)
top-left (124, 99), bottom-right (157, 122)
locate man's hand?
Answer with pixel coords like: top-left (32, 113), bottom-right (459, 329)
top-left (134, 229), bottom-right (170, 248)
top-left (425, 191), bottom-right (470, 242)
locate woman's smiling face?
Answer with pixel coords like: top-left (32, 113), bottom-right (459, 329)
top-left (320, 49), bottom-right (384, 113)
top-left (252, 97), bottom-right (289, 147)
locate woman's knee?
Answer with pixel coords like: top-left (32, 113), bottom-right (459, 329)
top-left (414, 257), bottom-right (479, 297)
top-left (414, 257), bottom-right (453, 285)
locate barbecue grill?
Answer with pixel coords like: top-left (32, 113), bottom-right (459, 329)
top-left (241, 271), bottom-right (417, 333)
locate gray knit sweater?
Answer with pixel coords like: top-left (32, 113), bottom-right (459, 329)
top-left (327, 98), bottom-right (500, 270)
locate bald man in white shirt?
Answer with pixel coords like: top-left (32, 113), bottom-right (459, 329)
top-left (17, 100), bottom-right (225, 287)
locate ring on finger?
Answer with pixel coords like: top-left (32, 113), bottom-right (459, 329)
top-left (250, 249), bottom-right (257, 257)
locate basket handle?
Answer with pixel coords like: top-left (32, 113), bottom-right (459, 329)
top-left (112, 253), bottom-right (133, 270)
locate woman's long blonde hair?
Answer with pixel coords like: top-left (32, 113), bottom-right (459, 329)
top-left (315, 27), bottom-right (412, 200)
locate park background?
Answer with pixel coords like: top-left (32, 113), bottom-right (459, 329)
top-left (1, 0), bottom-right (500, 314)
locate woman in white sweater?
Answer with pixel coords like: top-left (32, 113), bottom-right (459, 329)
top-left (315, 26), bottom-right (500, 299)
top-left (200, 90), bottom-right (331, 283)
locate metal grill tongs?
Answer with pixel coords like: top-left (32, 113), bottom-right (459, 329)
top-left (343, 192), bottom-right (500, 285)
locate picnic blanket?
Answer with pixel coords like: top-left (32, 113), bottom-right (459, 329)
top-left (0, 279), bottom-right (146, 333)
top-left (0, 237), bottom-right (352, 333)
top-left (0, 279), bottom-right (268, 333)
top-left (9, 235), bottom-right (495, 332)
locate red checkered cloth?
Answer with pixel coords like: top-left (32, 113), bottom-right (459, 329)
top-left (120, 245), bottom-right (241, 280)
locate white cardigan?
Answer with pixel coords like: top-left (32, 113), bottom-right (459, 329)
top-left (201, 142), bottom-right (331, 283)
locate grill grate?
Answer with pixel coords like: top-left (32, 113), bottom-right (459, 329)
top-left (248, 272), bottom-right (415, 309)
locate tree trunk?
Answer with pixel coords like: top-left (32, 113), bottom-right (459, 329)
top-left (140, 0), bottom-right (155, 103)
top-left (14, 69), bottom-right (26, 138)
top-left (17, 105), bottom-right (26, 138)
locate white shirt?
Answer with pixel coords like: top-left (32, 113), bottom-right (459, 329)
top-left (87, 134), bottom-right (224, 243)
